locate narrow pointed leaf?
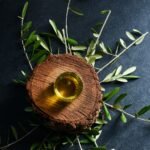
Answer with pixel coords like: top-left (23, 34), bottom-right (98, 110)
top-left (11, 126), bottom-right (18, 140)
top-left (116, 78), bottom-right (128, 82)
top-left (36, 35), bottom-right (50, 52)
top-left (120, 113), bottom-right (127, 123)
top-left (103, 87), bottom-right (120, 101)
top-left (71, 46), bottom-right (87, 51)
top-left (100, 10), bottom-right (110, 14)
top-left (103, 103), bottom-right (112, 120)
top-left (115, 65), bottom-right (122, 75)
top-left (135, 36), bottom-right (145, 45)
top-left (132, 29), bottom-right (142, 35)
top-left (70, 7), bottom-right (84, 16)
top-left (123, 104), bottom-right (132, 110)
top-left (119, 38), bottom-right (126, 48)
top-left (66, 38), bottom-right (78, 45)
top-left (114, 93), bottom-right (127, 104)
top-left (22, 2), bottom-right (28, 18)
top-left (136, 105), bottom-right (150, 117)
top-left (49, 19), bottom-right (58, 34)
top-left (126, 31), bottom-right (135, 41)
top-left (122, 66), bottom-right (136, 75)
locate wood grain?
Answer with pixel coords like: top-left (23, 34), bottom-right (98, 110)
top-left (27, 54), bottom-right (102, 132)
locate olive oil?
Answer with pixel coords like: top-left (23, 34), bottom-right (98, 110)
top-left (54, 72), bottom-right (83, 102)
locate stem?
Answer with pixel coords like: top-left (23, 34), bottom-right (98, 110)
top-left (62, 29), bottom-right (68, 54)
top-left (21, 18), bottom-right (33, 71)
top-left (93, 10), bottom-right (111, 50)
top-left (0, 126), bottom-right (39, 150)
top-left (76, 135), bottom-right (83, 150)
top-left (104, 102), bottom-right (150, 123)
top-left (65, 0), bottom-right (72, 54)
top-left (97, 32), bottom-right (149, 74)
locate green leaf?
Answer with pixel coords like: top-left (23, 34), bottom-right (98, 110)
top-left (123, 104), bottom-right (132, 110)
top-left (99, 42), bottom-right (108, 53)
top-left (30, 143), bottom-right (40, 150)
top-left (135, 36), bottom-right (145, 45)
top-left (30, 50), bottom-right (47, 62)
top-left (91, 146), bottom-right (107, 150)
top-left (136, 105), bottom-right (150, 117)
top-left (116, 78), bottom-right (128, 83)
top-left (100, 10), bottom-right (110, 14)
top-left (22, 21), bottom-right (32, 32)
top-left (36, 35), bottom-right (50, 52)
top-left (102, 69), bottom-right (116, 82)
top-left (13, 79), bottom-right (26, 85)
top-left (132, 29), bottom-right (142, 35)
top-left (120, 113), bottom-right (127, 123)
top-left (24, 107), bottom-right (33, 112)
top-left (122, 66), bottom-right (136, 75)
top-left (71, 46), bottom-right (87, 51)
top-left (103, 103), bottom-right (112, 120)
top-left (11, 126), bottom-right (18, 140)
top-left (37, 54), bottom-right (47, 64)
top-left (103, 87), bottom-right (120, 101)
top-left (124, 75), bottom-right (140, 79)
top-left (119, 38), bottom-right (126, 48)
top-left (114, 93), bottom-right (127, 105)
top-left (87, 40), bottom-right (95, 56)
top-left (49, 19), bottom-right (58, 34)
top-left (22, 1), bottom-right (28, 18)
top-left (70, 7), bottom-right (84, 16)
top-left (93, 33), bottom-right (99, 38)
top-left (73, 52), bottom-right (83, 58)
top-left (25, 31), bottom-right (36, 47)
top-left (126, 31), bottom-right (136, 41)
top-left (115, 65), bottom-right (122, 75)
top-left (21, 70), bottom-right (27, 77)
top-left (66, 38), bottom-right (78, 45)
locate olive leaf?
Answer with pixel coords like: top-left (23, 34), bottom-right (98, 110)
top-left (70, 7), bottom-right (84, 16)
top-left (126, 31), bottom-right (136, 41)
top-left (102, 66), bottom-right (139, 83)
top-left (135, 105), bottom-right (150, 117)
top-left (120, 113), bottom-right (127, 123)
top-left (22, 1), bottom-right (28, 18)
top-left (119, 38), bottom-right (126, 48)
top-left (103, 87), bottom-right (120, 101)
top-left (71, 46), bottom-right (87, 51)
top-left (103, 103), bottom-right (112, 120)
top-left (36, 35), bottom-right (50, 52)
top-left (113, 93), bottom-right (127, 105)
top-left (10, 126), bottom-right (18, 140)
top-left (66, 38), bottom-right (78, 45)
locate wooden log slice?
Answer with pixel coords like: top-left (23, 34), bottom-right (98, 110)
top-left (27, 54), bottom-right (102, 132)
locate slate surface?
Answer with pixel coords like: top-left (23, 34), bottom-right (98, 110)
top-left (0, 0), bottom-right (150, 149)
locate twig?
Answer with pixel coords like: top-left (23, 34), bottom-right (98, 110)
top-left (93, 10), bottom-right (111, 50)
top-left (97, 32), bottom-right (149, 74)
top-left (62, 29), bottom-right (69, 54)
top-left (21, 17), bottom-right (33, 71)
top-left (65, 0), bottom-right (72, 54)
top-left (0, 126), bottom-right (39, 150)
top-left (76, 135), bottom-right (83, 150)
top-left (104, 102), bottom-right (150, 123)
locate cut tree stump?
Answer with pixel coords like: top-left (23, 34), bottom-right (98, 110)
top-left (27, 54), bottom-right (102, 132)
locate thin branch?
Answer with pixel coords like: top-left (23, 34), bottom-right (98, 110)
top-left (62, 29), bottom-right (69, 54)
top-left (104, 102), bottom-right (150, 123)
top-left (21, 18), bottom-right (33, 71)
top-left (76, 135), bottom-right (83, 150)
top-left (97, 32), bottom-right (149, 74)
top-left (93, 10), bottom-right (111, 50)
top-left (0, 126), bottom-right (39, 150)
top-left (65, 0), bottom-right (72, 54)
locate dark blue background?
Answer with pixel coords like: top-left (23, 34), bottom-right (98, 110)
top-left (0, 0), bottom-right (150, 149)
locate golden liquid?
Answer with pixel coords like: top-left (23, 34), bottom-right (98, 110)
top-left (54, 72), bottom-right (83, 102)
